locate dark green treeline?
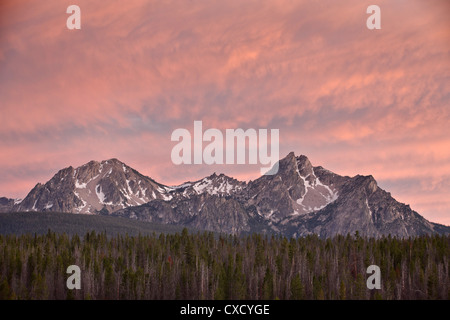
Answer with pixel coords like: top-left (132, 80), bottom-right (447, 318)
top-left (0, 229), bottom-right (448, 300)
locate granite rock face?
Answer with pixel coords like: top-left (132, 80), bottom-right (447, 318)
top-left (5, 154), bottom-right (450, 238)
top-left (0, 197), bottom-right (16, 213)
top-left (111, 153), bottom-right (448, 237)
top-left (14, 159), bottom-right (172, 214)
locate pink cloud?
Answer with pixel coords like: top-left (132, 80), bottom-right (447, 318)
top-left (0, 0), bottom-right (449, 224)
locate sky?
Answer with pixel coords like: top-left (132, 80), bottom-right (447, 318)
top-left (0, 0), bottom-right (449, 225)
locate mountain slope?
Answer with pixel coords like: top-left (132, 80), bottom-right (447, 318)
top-left (245, 152), bottom-right (342, 221)
top-left (113, 153), bottom-right (449, 237)
top-left (0, 211), bottom-right (194, 236)
top-left (15, 159), bottom-right (173, 214)
top-left (4, 153), bottom-right (449, 238)
top-left (276, 174), bottom-right (440, 238)
top-left (0, 197), bottom-right (16, 213)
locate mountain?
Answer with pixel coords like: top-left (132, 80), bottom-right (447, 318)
top-left (4, 153), bottom-right (450, 238)
top-left (245, 153), bottom-right (342, 221)
top-left (111, 152), bottom-right (449, 237)
top-left (109, 173), bottom-right (253, 234)
top-left (14, 159), bottom-right (173, 214)
top-left (243, 153), bottom-right (442, 238)
top-left (0, 197), bottom-right (17, 213)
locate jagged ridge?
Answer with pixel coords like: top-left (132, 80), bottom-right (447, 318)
top-left (2, 153), bottom-right (449, 238)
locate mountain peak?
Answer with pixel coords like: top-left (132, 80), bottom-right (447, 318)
top-left (15, 158), bottom-right (171, 214)
top-left (101, 158), bottom-right (123, 165)
top-left (7, 154), bottom-right (449, 238)
top-left (286, 151), bottom-right (296, 159)
top-left (296, 154), bottom-right (311, 166)
top-left (296, 155), bottom-right (314, 177)
top-left (176, 172), bottom-right (245, 197)
top-left (355, 174), bottom-right (378, 194)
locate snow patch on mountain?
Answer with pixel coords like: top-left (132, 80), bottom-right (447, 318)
top-left (193, 178), bottom-right (212, 194)
top-left (295, 170), bottom-right (338, 214)
top-left (75, 180), bottom-right (87, 189)
top-left (96, 185), bottom-right (106, 203)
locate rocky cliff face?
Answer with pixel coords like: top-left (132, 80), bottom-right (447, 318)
top-left (275, 174), bottom-right (438, 238)
top-left (4, 153), bottom-right (449, 238)
top-left (245, 152), bottom-right (342, 221)
top-left (15, 159), bottom-right (172, 214)
top-left (109, 153), bottom-right (448, 238)
top-left (0, 197), bottom-right (16, 213)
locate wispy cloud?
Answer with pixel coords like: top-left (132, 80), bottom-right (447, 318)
top-left (0, 0), bottom-right (449, 224)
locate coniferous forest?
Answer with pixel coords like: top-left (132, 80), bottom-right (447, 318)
top-left (0, 229), bottom-right (448, 300)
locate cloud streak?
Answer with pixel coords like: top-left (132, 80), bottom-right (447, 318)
top-left (0, 0), bottom-right (449, 224)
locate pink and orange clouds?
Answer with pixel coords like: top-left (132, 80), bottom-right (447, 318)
top-left (0, 0), bottom-right (449, 224)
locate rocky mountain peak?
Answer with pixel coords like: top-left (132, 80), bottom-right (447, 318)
top-left (15, 158), bottom-right (172, 214)
top-left (296, 155), bottom-right (316, 184)
top-left (171, 172), bottom-right (246, 199)
top-left (352, 174), bottom-right (378, 195)
top-left (4, 153), bottom-right (449, 238)
top-left (276, 153), bottom-right (314, 180)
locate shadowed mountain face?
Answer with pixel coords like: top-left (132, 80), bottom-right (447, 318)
top-left (246, 153), bottom-right (343, 221)
top-left (0, 197), bottom-right (16, 213)
top-left (3, 153), bottom-right (449, 238)
top-left (13, 159), bottom-right (172, 214)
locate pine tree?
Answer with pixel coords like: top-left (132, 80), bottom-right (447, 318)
top-left (290, 274), bottom-right (304, 300)
top-left (262, 267), bottom-right (273, 300)
top-left (0, 279), bottom-right (13, 300)
top-left (339, 279), bottom-right (346, 300)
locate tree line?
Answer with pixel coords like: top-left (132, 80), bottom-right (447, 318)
top-left (0, 229), bottom-right (448, 300)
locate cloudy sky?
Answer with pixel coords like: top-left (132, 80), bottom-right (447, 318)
top-left (1, 0), bottom-right (449, 225)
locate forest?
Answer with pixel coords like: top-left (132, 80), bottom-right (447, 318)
top-left (0, 229), bottom-right (448, 300)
